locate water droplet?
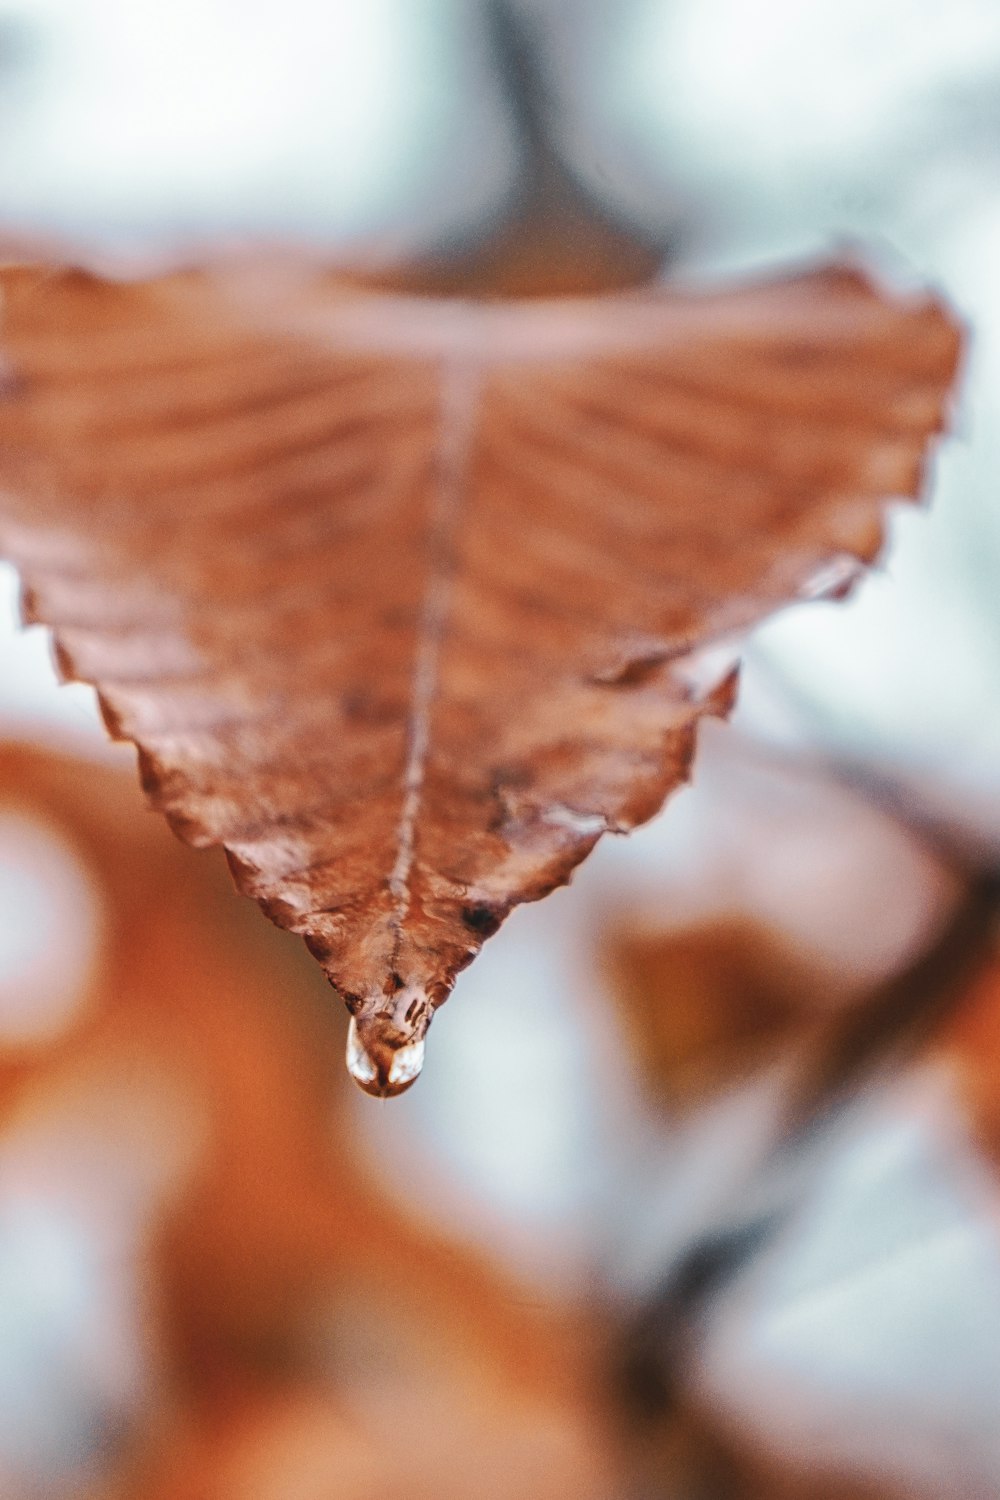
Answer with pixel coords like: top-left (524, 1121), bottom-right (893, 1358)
top-left (345, 1017), bottom-right (427, 1098)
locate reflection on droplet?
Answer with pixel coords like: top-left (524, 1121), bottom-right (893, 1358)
top-left (346, 1018), bottom-right (378, 1088)
top-left (345, 1017), bottom-right (427, 1099)
top-left (388, 1037), bottom-right (425, 1090)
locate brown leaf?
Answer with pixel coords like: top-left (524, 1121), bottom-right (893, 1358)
top-left (602, 915), bottom-right (823, 1109)
top-left (0, 256), bottom-right (961, 1092)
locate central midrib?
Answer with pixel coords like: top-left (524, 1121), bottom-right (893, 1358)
top-left (387, 356), bottom-right (480, 935)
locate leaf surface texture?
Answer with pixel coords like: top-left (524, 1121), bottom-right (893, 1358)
top-left (0, 259), bottom-right (961, 1090)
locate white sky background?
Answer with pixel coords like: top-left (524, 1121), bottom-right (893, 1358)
top-left (0, 0), bottom-right (516, 253)
top-left (2, 6), bottom-right (1000, 1480)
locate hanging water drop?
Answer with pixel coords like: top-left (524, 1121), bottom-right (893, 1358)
top-left (345, 1015), bottom-right (427, 1098)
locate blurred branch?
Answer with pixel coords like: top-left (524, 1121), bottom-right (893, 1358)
top-left (746, 644), bottom-right (995, 879)
top-left (394, 0), bottom-right (666, 294)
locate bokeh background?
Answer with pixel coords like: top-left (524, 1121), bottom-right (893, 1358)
top-left (2, 2), bottom-right (1000, 1495)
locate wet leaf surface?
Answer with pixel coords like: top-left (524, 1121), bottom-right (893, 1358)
top-left (0, 257), bottom-right (960, 1089)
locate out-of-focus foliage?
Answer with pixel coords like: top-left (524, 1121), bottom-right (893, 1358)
top-left (5, 728), bottom-right (1000, 1497)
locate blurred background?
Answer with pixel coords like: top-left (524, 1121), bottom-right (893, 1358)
top-left (2, 1), bottom-right (1000, 1495)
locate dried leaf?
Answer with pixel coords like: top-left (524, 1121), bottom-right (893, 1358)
top-left (0, 256), bottom-right (961, 1091)
top-left (602, 916), bottom-right (822, 1109)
